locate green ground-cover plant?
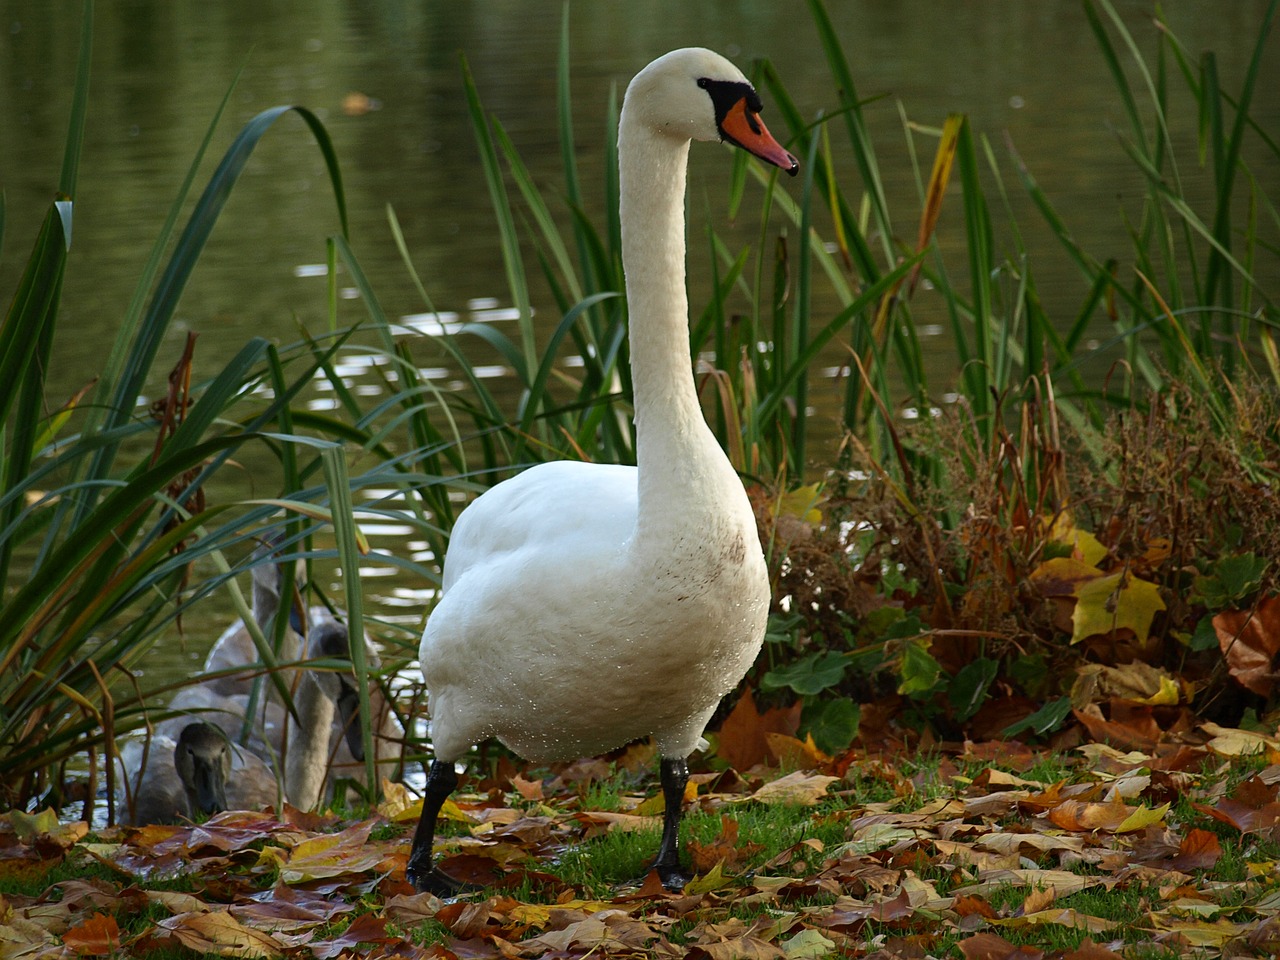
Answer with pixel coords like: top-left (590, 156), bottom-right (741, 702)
top-left (731, 0), bottom-right (1280, 751)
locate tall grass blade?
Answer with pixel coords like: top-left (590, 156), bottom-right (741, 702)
top-left (321, 445), bottom-right (376, 795)
top-left (460, 55), bottom-right (537, 382)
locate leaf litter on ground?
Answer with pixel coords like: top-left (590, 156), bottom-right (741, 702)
top-left (5, 720), bottom-right (1280, 958)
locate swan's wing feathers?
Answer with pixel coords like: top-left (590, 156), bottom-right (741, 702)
top-left (440, 461), bottom-right (638, 588)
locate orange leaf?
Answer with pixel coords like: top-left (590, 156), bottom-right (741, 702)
top-left (687, 814), bottom-right (765, 873)
top-left (765, 732), bottom-right (831, 770)
top-left (63, 913), bottom-right (122, 956)
top-left (1169, 829), bottom-right (1223, 872)
top-left (957, 931), bottom-right (1041, 960)
top-left (716, 688), bottom-right (801, 771)
top-left (953, 894), bottom-right (999, 919)
top-left (1022, 885), bottom-right (1057, 913)
top-left (1061, 940), bottom-right (1126, 960)
top-left (1046, 796), bottom-right (1166, 833)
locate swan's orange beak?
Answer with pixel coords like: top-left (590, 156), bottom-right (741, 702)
top-left (720, 98), bottom-right (799, 176)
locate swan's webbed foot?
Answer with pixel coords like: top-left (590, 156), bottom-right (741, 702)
top-left (406, 861), bottom-right (480, 897)
top-left (654, 861), bottom-right (691, 892)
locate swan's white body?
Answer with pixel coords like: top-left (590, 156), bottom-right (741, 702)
top-left (421, 47), bottom-right (777, 768)
top-left (410, 47), bottom-right (796, 894)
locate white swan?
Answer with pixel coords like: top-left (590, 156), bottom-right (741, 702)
top-left (117, 721), bottom-right (277, 825)
top-left (406, 47), bottom-right (795, 893)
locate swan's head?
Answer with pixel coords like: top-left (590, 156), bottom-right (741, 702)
top-left (174, 721), bottom-right (231, 816)
top-left (624, 47), bottom-right (798, 175)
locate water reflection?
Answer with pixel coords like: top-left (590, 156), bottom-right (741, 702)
top-left (2, 1), bottom-right (1277, 693)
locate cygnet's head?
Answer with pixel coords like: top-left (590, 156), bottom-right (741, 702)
top-left (623, 47), bottom-right (798, 174)
top-left (173, 721), bottom-right (231, 816)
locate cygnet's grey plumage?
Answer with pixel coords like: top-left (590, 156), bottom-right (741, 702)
top-left (117, 721), bottom-right (277, 825)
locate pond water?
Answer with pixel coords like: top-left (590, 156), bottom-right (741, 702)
top-left (2, 1), bottom-right (1278, 688)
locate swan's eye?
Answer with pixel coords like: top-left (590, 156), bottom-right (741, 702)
top-left (697, 77), bottom-right (710, 89)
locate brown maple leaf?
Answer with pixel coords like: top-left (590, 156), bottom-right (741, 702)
top-left (715, 688), bottom-right (801, 772)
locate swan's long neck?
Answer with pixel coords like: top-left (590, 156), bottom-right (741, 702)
top-left (620, 117), bottom-right (722, 539)
top-left (283, 677), bottom-right (333, 811)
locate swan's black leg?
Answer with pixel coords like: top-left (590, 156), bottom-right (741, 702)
top-left (651, 756), bottom-right (691, 891)
top-left (406, 759), bottom-right (470, 895)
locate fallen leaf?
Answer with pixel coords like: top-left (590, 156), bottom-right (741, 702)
top-left (1022, 886), bottom-right (1057, 913)
top-left (6, 808), bottom-right (62, 843)
top-left (308, 912), bottom-right (395, 959)
top-left (1201, 722), bottom-right (1280, 758)
top-left (954, 869), bottom-right (1104, 898)
top-left (634, 778), bottom-right (697, 816)
top-left (157, 910), bottom-right (284, 958)
top-left (765, 733), bottom-right (831, 770)
top-left (748, 771), bottom-right (837, 806)
top-left (1073, 662), bottom-right (1182, 706)
top-left (1045, 513), bottom-right (1109, 568)
top-left (1072, 572), bottom-right (1165, 645)
top-left (957, 930), bottom-right (1041, 960)
top-left (1168, 829), bottom-right (1224, 872)
top-left (686, 862), bottom-right (734, 894)
top-left (1028, 557), bottom-right (1103, 598)
top-left (61, 912), bottom-right (121, 956)
top-left (780, 928), bottom-right (836, 958)
top-left (381, 892), bottom-right (445, 926)
top-left (1214, 595), bottom-right (1280, 696)
top-left (1148, 914), bottom-right (1251, 947)
top-left (995, 908), bottom-right (1117, 934)
top-left (688, 815), bottom-right (764, 873)
top-left (376, 780), bottom-right (417, 820)
top-left (717, 688), bottom-right (802, 772)
top-left (1061, 939), bottom-right (1126, 959)
top-left (510, 774), bottom-right (544, 801)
